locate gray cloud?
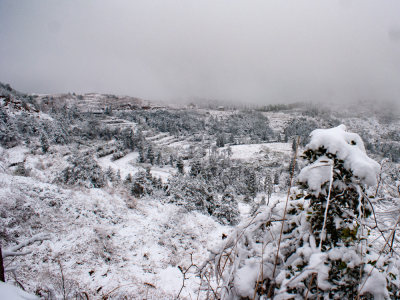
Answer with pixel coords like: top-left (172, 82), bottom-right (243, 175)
top-left (1, 0), bottom-right (400, 104)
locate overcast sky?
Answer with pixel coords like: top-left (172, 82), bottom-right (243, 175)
top-left (1, 0), bottom-right (400, 104)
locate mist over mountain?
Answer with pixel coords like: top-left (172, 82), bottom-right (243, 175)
top-left (1, 0), bottom-right (400, 105)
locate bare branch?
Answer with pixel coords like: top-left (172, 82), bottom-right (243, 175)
top-left (177, 253), bottom-right (199, 299)
top-left (3, 234), bottom-right (50, 258)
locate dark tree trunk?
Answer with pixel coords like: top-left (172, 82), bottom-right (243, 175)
top-left (0, 246), bottom-right (5, 282)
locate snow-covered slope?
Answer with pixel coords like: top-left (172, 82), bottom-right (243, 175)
top-left (1, 84), bottom-right (399, 298)
top-left (0, 170), bottom-right (230, 298)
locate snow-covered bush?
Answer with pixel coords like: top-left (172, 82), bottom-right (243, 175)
top-left (167, 175), bottom-right (240, 225)
top-left (117, 127), bottom-right (135, 150)
top-left (13, 162), bottom-right (30, 177)
top-left (130, 168), bottom-right (157, 198)
top-left (40, 133), bottom-right (49, 153)
top-left (57, 152), bottom-right (106, 188)
top-left (203, 125), bottom-right (400, 299)
top-left (284, 117), bottom-right (318, 146)
top-left (111, 150), bottom-right (128, 161)
top-left (96, 144), bottom-right (116, 158)
top-left (212, 188), bottom-right (240, 225)
top-left (0, 106), bottom-right (20, 148)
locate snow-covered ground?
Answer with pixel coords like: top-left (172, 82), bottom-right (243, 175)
top-left (0, 281), bottom-right (38, 300)
top-left (224, 142), bottom-right (291, 161)
top-left (0, 170), bottom-right (231, 298)
top-left (2, 139), bottom-right (291, 298)
top-left (1, 94), bottom-right (399, 298)
top-left (98, 151), bottom-right (140, 179)
top-left (150, 166), bottom-right (176, 183)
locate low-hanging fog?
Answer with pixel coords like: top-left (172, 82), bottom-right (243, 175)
top-left (0, 0), bottom-right (400, 105)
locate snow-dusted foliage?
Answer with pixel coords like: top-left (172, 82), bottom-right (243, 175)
top-left (57, 152), bottom-right (106, 188)
top-left (167, 174), bottom-right (240, 225)
top-left (283, 117), bottom-right (318, 146)
top-left (204, 125), bottom-right (400, 299)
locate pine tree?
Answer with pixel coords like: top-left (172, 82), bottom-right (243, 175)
top-left (105, 166), bottom-right (116, 182)
top-left (274, 171), bottom-right (280, 185)
top-left (121, 128), bottom-right (134, 150)
top-left (169, 155), bottom-right (175, 167)
top-left (156, 152), bottom-right (162, 166)
top-left (176, 158), bottom-right (184, 174)
top-left (247, 171), bottom-right (257, 199)
top-left (124, 173), bottom-right (133, 185)
top-left (265, 173), bottom-right (273, 204)
top-left (115, 169), bottom-right (122, 185)
top-left (291, 138), bottom-right (297, 152)
top-left (190, 159), bottom-right (202, 177)
top-left (138, 146), bottom-right (146, 163)
top-left (216, 134), bottom-right (225, 147)
top-left (59, 152), bottom-right (105, 188)
top-left (147, 145), bottom-right (155, 165)
top-left (131, 171), bottom-right (146, 198)
top-left (145, 167), bottom-right (152, 182)
top-left (213, 191), bottom-right (240, 225)
top-left (40, 133), bottom-right (49, 153)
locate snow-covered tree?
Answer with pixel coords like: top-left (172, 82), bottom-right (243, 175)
top-left (216, 134), bottom-right (225, 147)
top-left (0, 116), bottom-right (19, 149)
top-left (274, 171), bottom-right (280, 185)
top-left (190, 159), bottom-right (202, 177)
top-left (245, 169), bottom-right (257, 199)
top-left (203, 125), bottom-right (400, 299)
top-left (138, 146), bottom-right (146, 163)
top-left (131, 168), bottom-right (156, 198)
top-left (58, 152), bottom-right (106, 188)
top-left (119, 128), bottom-right (135, 150)
top-left (147, 146), bottom-right (155, 165)
top-left (176, 158), bottom-right (184, 174)
top-left (167, 175), bottom-right (240, 224)
top-left (213, 187), bottom-right (240, 225)
top-left (40, 133), bottom-right (49, 153)
top-left (124, 173), bottom-right (133, 184)
top-left (156, 152), bottom-right (163, 166)
top-left (264, 173), bottom-right (273, 204)
top-left (131, 171), bottom-right (148, 198)
top-left (51, 121), bottom-right (68, 144)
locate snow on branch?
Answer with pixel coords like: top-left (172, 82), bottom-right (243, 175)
top-left (2, 233), bottom-right (50, 258)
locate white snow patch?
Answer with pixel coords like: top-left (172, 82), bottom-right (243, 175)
top-left (227, 143), bottom-right (291, 160)
top-left (360, 265), bottom-right (389, 299)
top-left (150, 166), bottom-right (176, 183)
top-left (0, 282), bottom-right (38, 300)
top-left (98, 151), bottom-right (139, 178)
top-left (234, 262), bottom-right (259, 298)
top-left (5, 146), bottom-right (29, 165)
top-left (157, 266), bottom-right (183, 295)
top-left (298, 156), bottom-right (332, 195)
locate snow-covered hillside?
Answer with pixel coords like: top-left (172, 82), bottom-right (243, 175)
top-left (1, 84), bottom-right (400, 298)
